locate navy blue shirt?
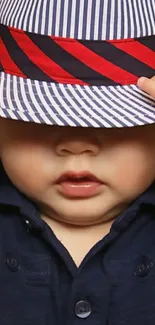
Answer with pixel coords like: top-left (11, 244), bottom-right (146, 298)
top-left (1, 162), bottom-right (155, 325)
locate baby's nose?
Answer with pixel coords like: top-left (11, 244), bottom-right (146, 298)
top-left (56, 139), bottom-right (100, 156)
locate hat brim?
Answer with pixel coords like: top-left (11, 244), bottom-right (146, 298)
top-left (0, 72), bottom-right (155, 128)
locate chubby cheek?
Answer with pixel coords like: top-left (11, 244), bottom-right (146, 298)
top-left (111, 147), bottom-right (155, 199)
top-left (1, 143), bottom-right (52, 195)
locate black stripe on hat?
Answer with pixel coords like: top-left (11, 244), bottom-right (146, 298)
top-left (0, 63), bottom-right (3, 72)
top-left (137, 36), bottom-right (155, 52)
top-left (80, 39), bottom-right (155, 79)
top-left (0, 25), bottom-right (54, 82)
top-left (27, 32), bottom-right (116, 86)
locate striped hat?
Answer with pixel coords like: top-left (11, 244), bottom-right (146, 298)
top-left (0, 0), bottom-right (155, 128)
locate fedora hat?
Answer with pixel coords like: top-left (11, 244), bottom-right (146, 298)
top-left (0, 0), bottom-right (155, 128)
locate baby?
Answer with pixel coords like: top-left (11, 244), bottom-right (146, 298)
top-left (1, 1), bottom-right (155, 324)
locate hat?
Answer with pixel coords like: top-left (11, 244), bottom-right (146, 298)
top-left (0, 0), bottom-right (155, 128)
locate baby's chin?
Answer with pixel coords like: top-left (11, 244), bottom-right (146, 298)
top-left (38, 201), bottom-right (120, 226)
top-left (33, 188), bottom-right (128, 226)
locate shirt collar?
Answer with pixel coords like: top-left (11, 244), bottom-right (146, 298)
top-left (0, 162), bottom-right (155, 231)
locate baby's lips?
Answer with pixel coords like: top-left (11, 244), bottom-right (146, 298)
top-left (55, 170), bottom-right (103, 184)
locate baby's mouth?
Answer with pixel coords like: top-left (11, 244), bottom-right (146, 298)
top-left (56, 171), bottom-right (103, 198)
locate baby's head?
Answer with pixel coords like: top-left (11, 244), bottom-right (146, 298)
top-left (0, 117), bottom-right (155, 226)
top-left (1, 0), bottom-right (155, 226)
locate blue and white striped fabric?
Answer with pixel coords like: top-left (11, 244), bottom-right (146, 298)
top-left (0, 0), bottom-right (155, 128)
top-left (0, 73), bottom-right (155, 128)
top-left (1, 0), bottom-right (155, 40)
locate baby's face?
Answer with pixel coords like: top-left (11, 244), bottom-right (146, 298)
top-left (0, 118), bottom-right (155, 226)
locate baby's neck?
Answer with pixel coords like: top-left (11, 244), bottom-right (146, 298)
top-left (41, 215), bottom-right (115, 267)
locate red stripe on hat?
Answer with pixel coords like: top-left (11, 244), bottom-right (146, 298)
top-left (53, 38), bottom-right (138, 84)
top-left (0, 36), bottom-right (26, 78)
top-left (9, 29), bottom-right (87, 85)
top-left (112, 39), bottom-right (155, 69)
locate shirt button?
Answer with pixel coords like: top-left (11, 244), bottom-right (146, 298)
top-left (75, 300), bottom-right (91, 319)
top-left (6, 254), bottom-right (20, 272)
top-left (135, 256), bottom-right (154, 277)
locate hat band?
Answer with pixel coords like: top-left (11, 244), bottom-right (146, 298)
top-left (0, 24), bottom-right (155, 86)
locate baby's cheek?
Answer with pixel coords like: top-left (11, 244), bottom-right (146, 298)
top-left (1, 147), bottom-right (47, 194)
top-left (109, 148), bottom-right (153, 195)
